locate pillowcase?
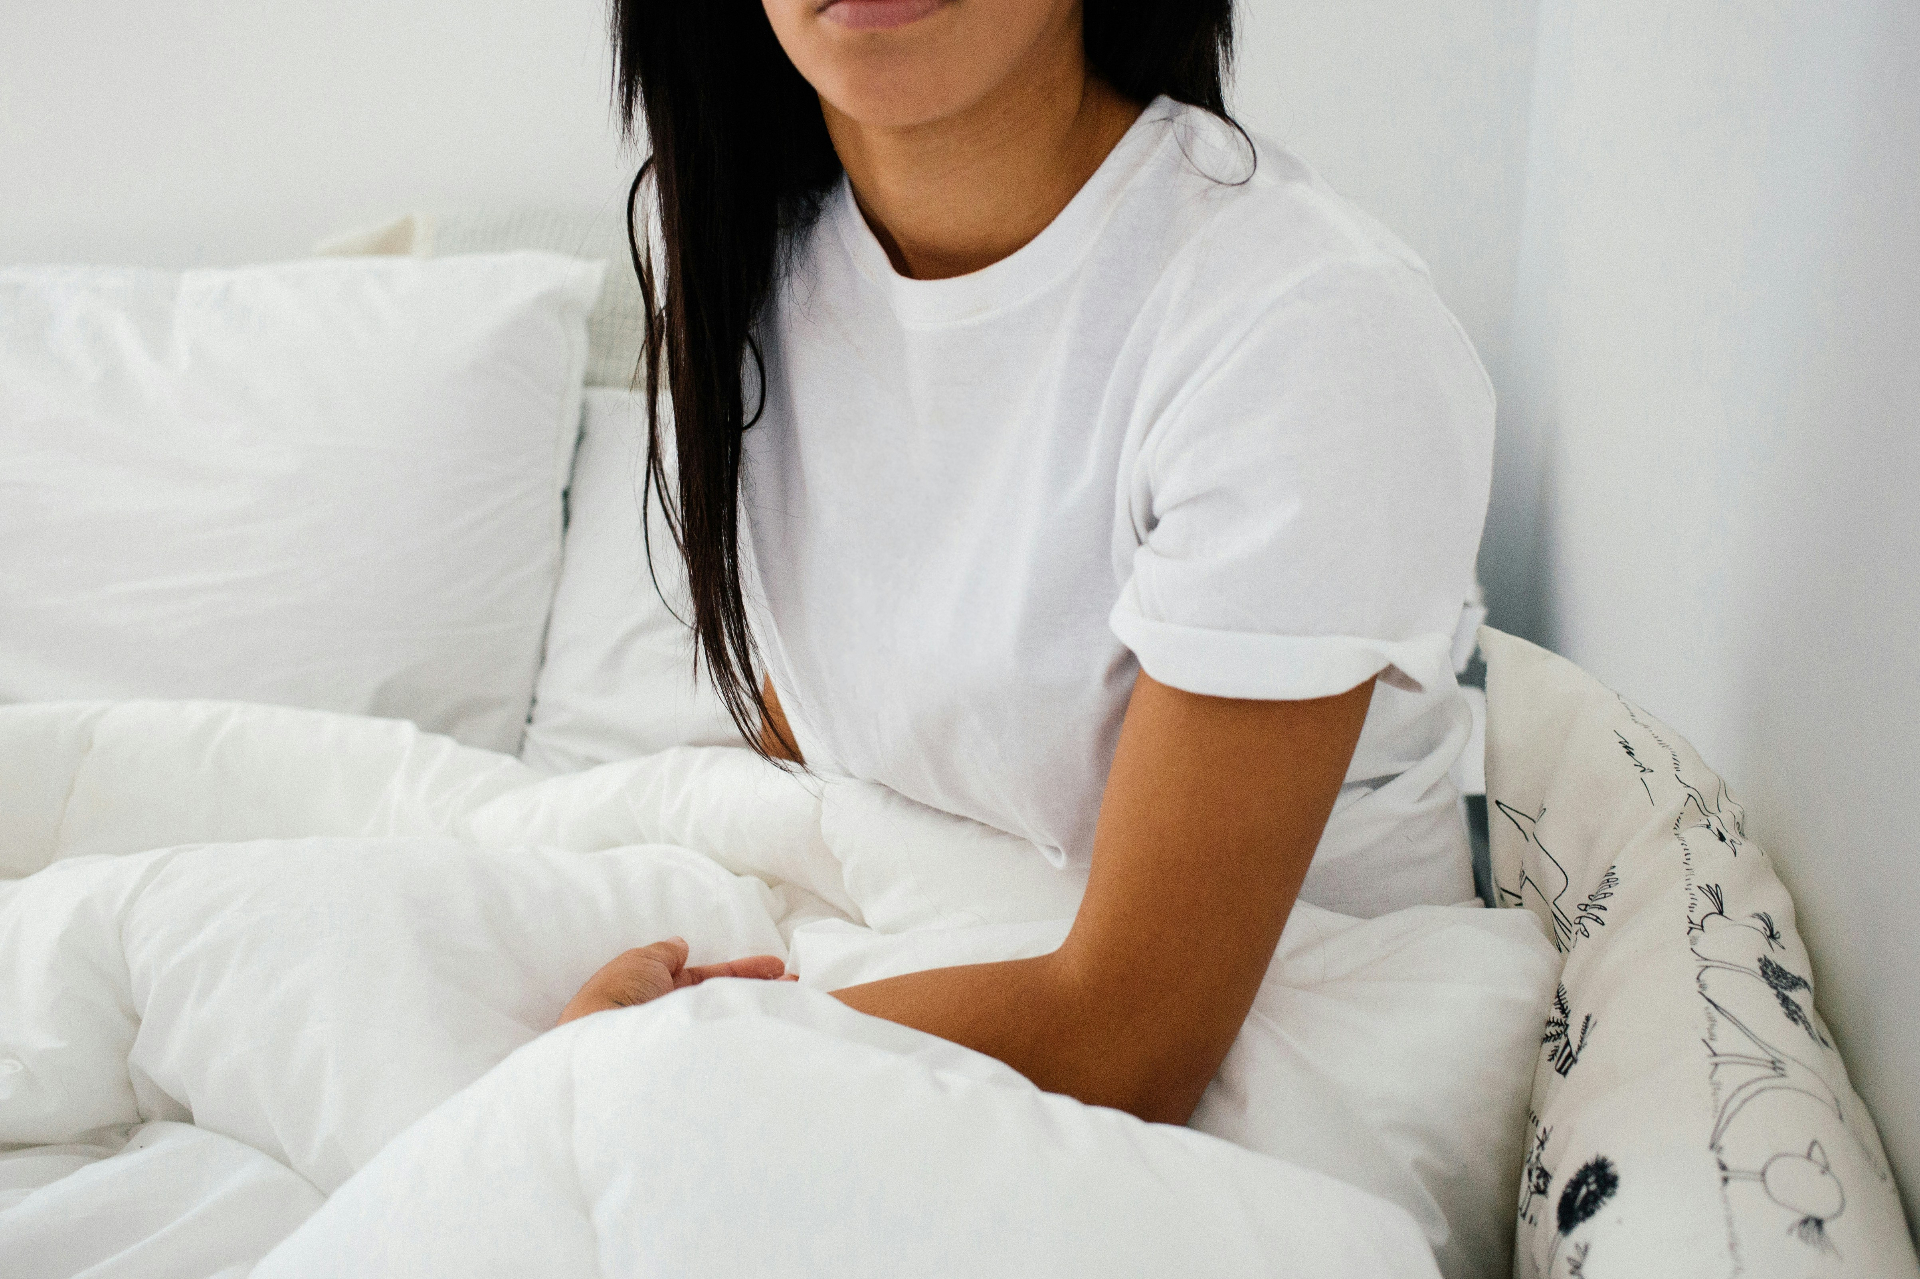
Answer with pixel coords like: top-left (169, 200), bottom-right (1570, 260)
top-left (0, 255), bottom-right (601, 753)
top-left (519, 388), bottom-right (741, 772)
top-left (1480, 626), bottom-right (1920, 1278)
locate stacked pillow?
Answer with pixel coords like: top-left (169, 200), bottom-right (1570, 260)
top-left (0, 255), bottom-right (601, 753)
top-left (317, 207), bottom-right (742, 768)
top-left (519, 387), bottom-right (743, 770)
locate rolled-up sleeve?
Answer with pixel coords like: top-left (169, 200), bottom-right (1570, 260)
top-left (1109, 257), bottom-right (1493, 700)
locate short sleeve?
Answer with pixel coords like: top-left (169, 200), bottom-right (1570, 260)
top-left (1109, 257), bottom-right (1493, 700)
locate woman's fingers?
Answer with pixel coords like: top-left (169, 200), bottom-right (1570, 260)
top-left (683, 954), bottom-right (788, 983)
top-left (557, 942), bottom-right (684, 1025)
top-left (557, 944), bottom-right (790, 1027)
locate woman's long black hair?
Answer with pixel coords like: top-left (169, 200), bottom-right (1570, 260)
top-left (611, 1), bottom-right (1237, 758)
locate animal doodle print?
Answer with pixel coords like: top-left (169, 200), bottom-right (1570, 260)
top-left (1549, 1157), bottom-right (1620, 1277)
top-left (1542, 984), bottom-right (1594, 1078)
top-left (1519, 1109), bottom-right (1554, 1230)
top-left (1496, 666), bottom-right (1913, 1273)
top-left (1722, 1141), bottom-right (1847, 1256)
top-left (1495, 804), bottom-right (1619, 956)
top-left (1495, 800), bottom-right (1576, 951)
top-left (1486, 631), bottom-right (1917, 1275)
top-left (1569, 864), bottom-right (1617, 943)
top-left (1611, 695), bottom-right (1894, 1254)
top-left (1614, 729), bottom-right (1657, 804)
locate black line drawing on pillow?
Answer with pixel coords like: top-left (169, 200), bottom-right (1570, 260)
top-left (1614, 729), bottom-right (1658, 805)
top-left (1542, 983), bottom-right (1595, 1077)
top-left (1758, 955), bottom-right (1830, 1048)
top-left (1690, 884), bottom-right (1789, 958)
top-left (1495, 800), bottom-right (1575, 951)
top-left (1569, 864), bottom-right (1617, 942)
top-left (1549, 1156), bottom-right (1619, 1278)
top-left (1604, 693), bottom-right (1893, 1257)
top-left (1693, 887), bottom-right (1833, 1052)
top-left (1519, 1109), bottom-right (1555, 1230)
top-left (1721, 1141), bottom-right (1845, 1256)
top-left (1701, 991), bottom-right (1843, 1151)
top-left (1569, 689), bottom-right (1914, 1264)
top-left (1677, 775), bottom-right (1747, 854)
top-left (1616, 696), bottom-right (1749, 845)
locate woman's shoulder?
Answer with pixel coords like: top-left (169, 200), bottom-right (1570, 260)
top-left (1118, 105), bottom-right (1490, 414)
top-left (1132, 103), bottom-right (1445, 319)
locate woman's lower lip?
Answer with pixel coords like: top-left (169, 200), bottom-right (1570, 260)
top-left (818, 0), bottom-right (948, 32)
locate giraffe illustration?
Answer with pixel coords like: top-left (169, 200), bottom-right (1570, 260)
top-left (1495, 800), bottom-right (1575, 951)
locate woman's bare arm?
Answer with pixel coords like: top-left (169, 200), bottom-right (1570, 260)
top-left (759, 679), bottom-right (804, 763)
top-left (568, 668), bottom-right (1367, 1124)
top-left (830, 670), bottom-right (1371, 1125)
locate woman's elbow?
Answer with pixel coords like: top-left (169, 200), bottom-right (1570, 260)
top-left (1053, 999), bottom-right (1225, 1124)
top-left (1106, 1059), bottom-right (1217, 1126)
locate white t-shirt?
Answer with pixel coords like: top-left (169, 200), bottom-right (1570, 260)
top-left (741, 98), bottom-right (1493, 918)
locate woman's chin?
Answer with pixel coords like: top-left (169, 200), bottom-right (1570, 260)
top-left (808, 52), bottom-right (994, 135)
top-left (769, 0), bottom-right (1042, 133)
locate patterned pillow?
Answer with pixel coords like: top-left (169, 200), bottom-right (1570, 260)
top-left (1480, 627), bottom-right (1918, 1278)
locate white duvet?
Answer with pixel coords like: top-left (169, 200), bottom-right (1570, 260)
top-left (0, 701), bottom-right (1556, 1278)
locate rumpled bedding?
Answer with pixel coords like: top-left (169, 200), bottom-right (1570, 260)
top-left (0, 700), bottom-right (1553, 1278)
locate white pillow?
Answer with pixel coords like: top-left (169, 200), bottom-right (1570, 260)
top-left (1481, 627), bottom-right (1920, 1278)
top-left (0, 255), bottom-right (601, 753)
top-left (520, 388), bottom-right (740, 771)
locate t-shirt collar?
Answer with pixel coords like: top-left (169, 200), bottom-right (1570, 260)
top-left (830, 95), bottom-right (1183, 327)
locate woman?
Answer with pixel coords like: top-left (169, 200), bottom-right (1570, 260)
top-left (560, 0), bottom-right (1492, 1128)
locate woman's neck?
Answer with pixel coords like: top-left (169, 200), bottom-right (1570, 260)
top-left (823, 53), bottom-right (1142, 281)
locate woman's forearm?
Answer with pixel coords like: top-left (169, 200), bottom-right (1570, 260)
top-left (828, 676), bottom-right (1371, 1126)
top-left (830, 949), bottom-right (1218, 1126)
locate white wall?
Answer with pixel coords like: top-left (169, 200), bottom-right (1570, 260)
top-left (1506, 0), bottom-right (1920, 1224)
top-left (0, 2), bottom-right (1540, 369)
top-left (0, 0), bottom-right (633, 268)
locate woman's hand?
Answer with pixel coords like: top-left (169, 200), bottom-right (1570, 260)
top-left (556, 937), bottom-right (793, 1026)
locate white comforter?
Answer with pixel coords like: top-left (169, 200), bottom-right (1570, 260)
top-left (0, 700), bottom-right (1554, 1278)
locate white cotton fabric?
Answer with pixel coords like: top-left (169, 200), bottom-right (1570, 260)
top-left (520, 388), bottom-right (743, 773)
top-left (0, 698), bottom-right (1556, 1278)
top-left (0, 255), bottom-right (601, 753)
top-left (743, 99), bottom-right (1493, 916)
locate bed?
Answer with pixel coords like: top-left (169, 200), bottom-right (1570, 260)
top-left (0, 245), bottom-right (1912, 1278)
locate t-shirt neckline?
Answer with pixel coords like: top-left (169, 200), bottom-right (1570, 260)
top-left (830, 95), bottom-right (1183, 327)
